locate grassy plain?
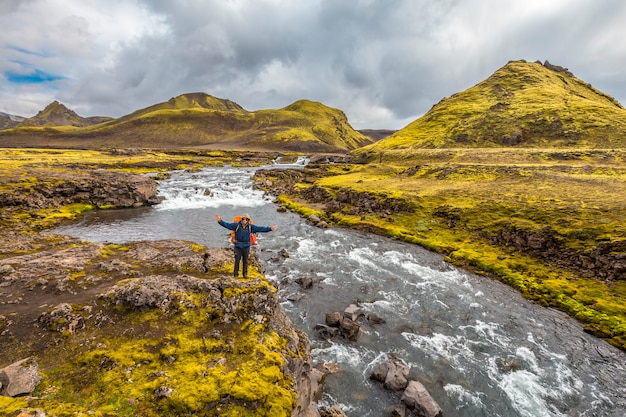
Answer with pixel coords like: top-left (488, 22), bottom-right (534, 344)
top-left (277, 148), bottom-right (626, 350)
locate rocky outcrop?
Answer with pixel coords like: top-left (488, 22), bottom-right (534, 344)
top-left (320, 405), bottom-right (348, 417)
top-left (254, 169), bottom-right (414, 218)
top-left (0, 169), bottom-right (161, 210)
top-left (1, 239), bottom-right (319, 416)
top-left (489, 226), bottom-right (626, 281)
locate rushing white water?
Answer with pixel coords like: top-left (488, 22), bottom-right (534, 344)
top-left (52, 167), bottom-right (626, 417)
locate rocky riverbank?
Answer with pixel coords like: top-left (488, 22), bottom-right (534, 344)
top-left (0, 166), bottom-right (321, 416)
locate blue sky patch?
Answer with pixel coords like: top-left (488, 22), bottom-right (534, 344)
top-left (5, 68), bottom-right (64, 84)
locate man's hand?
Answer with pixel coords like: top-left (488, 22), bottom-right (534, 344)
top-left (271, 225), bottom-right (277, 231)
top-left (215, 214), bottom-right (221, 222)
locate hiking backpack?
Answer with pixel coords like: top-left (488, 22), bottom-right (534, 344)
top-left (230, 215), bottom-right (257, 245)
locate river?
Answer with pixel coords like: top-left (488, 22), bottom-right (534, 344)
top-left (52, 165), bottom-right (626, 417)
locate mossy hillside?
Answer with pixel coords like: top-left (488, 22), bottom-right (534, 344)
top-left (118, 92), bottom-right (247, 122)
top-left (1, 94), bottom-right (371, 152)
top-left (262, 149), bottom-right (626, 350)
top-left (360, 60), bottom-right (626, 150)
top-left (87, 99), bottom-right (371, 152)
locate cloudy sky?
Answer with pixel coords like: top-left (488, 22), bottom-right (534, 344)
top-left (1, 0), bottom-right (625, 129)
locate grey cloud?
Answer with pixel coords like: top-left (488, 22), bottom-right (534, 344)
top-left (2, 0), bottom-right (626, 129)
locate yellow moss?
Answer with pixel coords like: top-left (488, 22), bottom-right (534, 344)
top-left (0, 397), bottom-right (28, 415)
top-left (276, 195), bottom-right (324, 219)
top-left (190, 242), bottom-right (205, 253)
top-left (69, 270), bottom-right (87, 281)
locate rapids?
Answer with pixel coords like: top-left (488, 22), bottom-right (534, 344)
top-left (52, 166), bottom-right (626, 417)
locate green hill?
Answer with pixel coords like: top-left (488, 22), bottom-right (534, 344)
top-left (361, 60), bottom-right (626, 151)
top-left (0, 93), bottom-right (372, 152)
top-left (16, 101), bottom-right (112, 128)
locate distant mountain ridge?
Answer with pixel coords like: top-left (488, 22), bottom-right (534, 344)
top-left (0, 111), bottom-right (25, 130)
top-left (0, 93), bottom-right (372, 152)
top-left (361, 60), bottom-right (626, 150)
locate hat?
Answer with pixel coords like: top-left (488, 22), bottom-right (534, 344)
top-left (241, 213), bottom-right (251, 220)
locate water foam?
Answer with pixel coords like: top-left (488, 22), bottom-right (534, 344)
top-left (402, 332), bottom-right (475, 367)
top-left (444, 383), bottom-right (486, 409)
top-left (498, 369), bottom-right (566, 417)
top-left (156, 168), bottom-right (271, 211)
top-left (312, 342), bottom-right (372, 370)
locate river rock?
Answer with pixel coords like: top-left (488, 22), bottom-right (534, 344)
top-left (367, 312), bottom-right (386, 325)
top-left (320, 404), bottom-right (348, 417)
top-left (339, 317), bottom-right (360, 340)
top-left (296, 276), bottom-right (314, 289)
top-left (389, 404), bottom-right (410, 417)
top-left (370, 358), bottom-right (410, 391)
top-left (344, 303), bottom-right (364, 321)
top-left (401, 380), bottom-right (442, 417)
top-left (0, 357), bottom-right (42, 397)
top-left (314, 323), bottom-right (340, 339)
top-left (317, 310), bottom-right (361, 340)
top-left (325, 312), bottom-right (342, 327)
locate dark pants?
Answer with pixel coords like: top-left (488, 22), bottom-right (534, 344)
top-left (233, 246), bottom-right (250, 277)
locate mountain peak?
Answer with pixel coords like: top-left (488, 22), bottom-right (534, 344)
top-left (364, 59), bottom-right (626, 149)
top-left (18, 101), bottom-right (97, 128)
top-left (166, 93), bottom-right (246, 112)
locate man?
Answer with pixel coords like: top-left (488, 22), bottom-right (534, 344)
top-left (215, 213), bottom-right (277, 278)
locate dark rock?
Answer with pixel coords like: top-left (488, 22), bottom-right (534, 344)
top-left (296, 276), bottom-right (314, 289)
top-left (325, 312), bottom-right (342, 327)
top-left (314, 324), bottom-right (340, 340)
top-left (370, 358), bottom-right (410, 391)
top-left (367, 313), bottom-right (386, 325)
top-left (339, 317), bottom-right (360, 340)
top-left (154, 385), bottom-right (173, 399)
